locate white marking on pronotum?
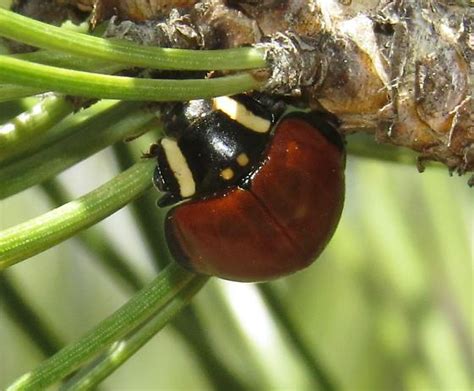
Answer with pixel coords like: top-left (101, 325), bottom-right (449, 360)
top-left (161, 138), bottom-right (196, 198)
top-left (212, 96), bottom-right (271, 133)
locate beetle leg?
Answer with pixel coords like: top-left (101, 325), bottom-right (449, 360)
top-left (142, 142), bottom-right (161, 159)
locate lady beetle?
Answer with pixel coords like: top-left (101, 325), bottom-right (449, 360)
top-left (148, 94), bottom-right (345, 282)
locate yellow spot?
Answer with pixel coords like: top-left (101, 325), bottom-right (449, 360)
top-left (220, 167), bottom-right (234, 181)
top-left (236, 153), bottom-right (250, 166)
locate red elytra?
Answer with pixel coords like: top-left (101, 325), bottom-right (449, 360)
top-left (165, 113), bottom-right (346, 282)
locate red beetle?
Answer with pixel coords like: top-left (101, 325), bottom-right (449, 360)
top-left (150, 95), bottom-right (345, 282)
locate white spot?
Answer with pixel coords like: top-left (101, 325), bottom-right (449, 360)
top-left (161, 138), bottom-right (196, 198)
top-left (0, 122), bottom-right (15, 137)
top-left (213, 96), bottom-right (271, 133)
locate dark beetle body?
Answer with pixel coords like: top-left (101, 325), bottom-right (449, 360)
top-left (150, 95), bottom-right (345, 282)
top-left (154, 95), bottom-right (275, 206)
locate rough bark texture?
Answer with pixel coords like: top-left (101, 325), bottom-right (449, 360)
top-left (17, 0), bottom-right (474, 175)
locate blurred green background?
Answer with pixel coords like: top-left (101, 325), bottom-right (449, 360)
top-left (0, 143), bottom-right (471, 390)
